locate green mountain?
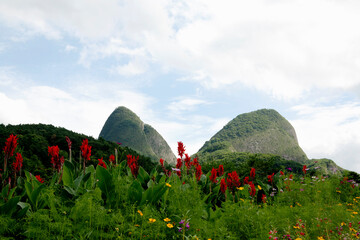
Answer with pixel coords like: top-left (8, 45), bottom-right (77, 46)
top-left (196, 109), bottom-right (308, 163)
top-left (306, 158), bottom-right (344, 175)
top-left (99, 106), bottom-right (176, 163)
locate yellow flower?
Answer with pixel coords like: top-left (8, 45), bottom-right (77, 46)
top-left (149, 218), bottom-right (156, 223)
top-left (115, 227), bottom-right (119, 232)
top-left (137, 210), bottom-right (143, 216)
top-left (341, 222), bottom-right (346, 226)
top-left (293, 225), bottom-right (300, 229)
top-left (318, 237), bottom-right (325, 240)
top-left (353, 212), bottom-right (358, 215)
top-left (163, 218), bottom-right (171, 222)
top-left (135, 224), bottom-right (140, 227)
top-left (295, 238), bottom-right (302, 240)
top-left (166, 183), bottom-right (171, 187)
top-left (258, 185), bottom-right (262, 190)
top-left (336, 190), bottom-right (341, 193)
top-left (240, 198), bottom-right (244, 202)
top-left (167, 223), bottom-right (174, 228)
top-left (237, 187), bottom-right (244, 191)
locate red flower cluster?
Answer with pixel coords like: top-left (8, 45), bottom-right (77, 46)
top-left (218, 165), bottom-right (224, 176)
top-left (226, 171), bottom-right (240, 191)
top-left (267, 173), bottom-right (275, 184)
top-left (3, 134), bottom-right (18, 159)
top-left (109, 154), bottom-right (115, 165)
top-left (184, 154), bottom-right (191, 169)
top-left (249, 181), bottom-right (256, 197)
top-left (250, 168), bottom-right (256, 178)
top-left (48, 146), bottom-right (64, 172)
top-left (35, 175), bottom-right (44, 183)
top-left (192, 157), bottom-right (199, 167)
top-left (209, 168), bottom-right (218, 183)
top-left (12, 152), bottom-right (23, 173)
top-left (220, 178), bottom-right (227, 194)
top-left (98, 157), bottom-right (107, 169)
top-left (177, 141), bottom-right (185, 159)
top-left (80, 139), bottom-right (92, 161)
top-left (244, 176), bottom-right (249, 185)
top-left (127, 154), bottom-right (139, 178)
top-left (195, 164), bottom-right (202, 181)
top-left (280, 170), bottom-right (284, 176)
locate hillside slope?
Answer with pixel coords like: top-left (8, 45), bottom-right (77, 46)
top-left (99, 106), bottom-right (176, 163)
top-left (197, 109), bottom-right (308, 163)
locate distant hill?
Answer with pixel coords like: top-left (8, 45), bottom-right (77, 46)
top-left (196, 109), bottom-right (308, 163)
top-left (306, 158), bottom-right (344, 175)
top-left (99, 106), bottom-right (176, 163)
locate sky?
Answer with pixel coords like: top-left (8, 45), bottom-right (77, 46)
top-left (1, 0), bottom-right (360, 172)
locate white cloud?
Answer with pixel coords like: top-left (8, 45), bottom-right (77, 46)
top-left (167, 97), bottom-right (209, 118)
top-left (65, 44), bottom-right (76, 52)
top-left (290, 102), bottom-right (360, 172)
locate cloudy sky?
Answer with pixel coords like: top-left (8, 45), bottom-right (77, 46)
top-left (1, 0), bottom-right (360, 172)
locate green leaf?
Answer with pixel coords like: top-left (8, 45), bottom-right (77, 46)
top-left (62, 160), bottom-right (75, 187)
top-left (128, 180), bottom-right (143, 205)
top-left (0, 196), bottom-right (20, 216)
top-left (96, 165), bottom-right (115, 204)
top-left (137, 167), bottom-right (150, 187)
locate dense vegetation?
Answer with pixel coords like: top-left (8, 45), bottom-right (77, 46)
top-left (0, 123), bottom-right (157, 179)
top-left (99, 106), bottom-right (176, 163)
top-left (197, 109), bottom-right (308, 163)
top-left (1, 130), bottom-right (360, 239)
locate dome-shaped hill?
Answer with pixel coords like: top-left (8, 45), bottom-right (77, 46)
top-left (196, 109), bottom-right (308, 163)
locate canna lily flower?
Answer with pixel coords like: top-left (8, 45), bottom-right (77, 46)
top-left (35, 175), bottom-right (44, 183)
top-left (220, 178), bottom-right (227, 194)
top-left (250, 168), bottom-right (256, 178)
top-left (210, 168), bottom-right (218, 183)
top-left (160, 158), bottom-right (164, 167)
top-left (267, 173), bottom-right (275, 183)
top-left (109, 154), bottom-right (115, 165)
top-left (249, 181), bottom-right (256, 197)
top-left (218, 165), bottom-right (224, 176)
top-left (127, 154), bottom-right (139, 178)
top-left (195, 164), bottom-right (202, 181)
top-left (80, 139), bottom-right (92, 161)
top-left (3, 134), bottom-right (18, 172)
top-left (97, 157), bottom-right (107, 169)
top-left (12, 152), bottom-right (23, 173)
top-left (177, 141), bottom-right (185, 159)
top-left (302, 165), bottom-right (307, 174)
top-left (48, 145), bottom-right (64, 172)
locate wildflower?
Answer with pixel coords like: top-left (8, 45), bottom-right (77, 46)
top-left (280, 170), bottom-right (284, 175)
top-left (184, 154), bottom-right (191, 169)
top-left (166, 183), bottom-right (171, 187)
top-left (3, 134), bottom-right (18, 172)
top-left (179, 219), bottom-right (185, 224)
top-left (249, 181), bottom-right (256, 197)
top-left (137, 210), bottom-right (143, 216)
top-left (258, 185), bottom-right (262, 190)
top-left (160, 158), bottom-right (164, 167)
top-left (65, 136), bottom-right (72, 151)
top-left (80, 139), bottom-right (92, 161)
top-left (267, 173), bottom-right (275, 184)
top-left (177, 141), bottom-right (185, 159)
top-left (244, 176), bottom-right (249, 184)
top-left (191, 157), bottom-right (199, 167)
top-left (127, 155), bottom-right (139, 178)
top-left (220, 178), bottom-right (227, 194)
top-left (227, 171), bottom-right (240, 191)
top-left (195, 164), bottom-right (202, 181)
top-left (109, 154), bottom-right (115, 165)
top-left (48, 145), bottom-right (64, 172)
top-left (164, 218), bottom-right (171, 222)
top-left (35, 175), bottom-right (44, 183)
top-left (97, 157), bottom-right (107, 169)
top-left (12, 152), bottom-right (23, 173)
top-left (186, 222), bottom-right (190, 229)
top-left (210, 168), bottom-right (218, 183)
top-left (250, 168), bottom-right (255, 178)
top-left (149, 218), bottom-right (156, 223)
top-left (237, 187), bottom-right (244, 191)
top-left (218, 165), bottom-right (224, 176)
top-left (115, 227), bottom-right (119, 232)
top-left (172, 168), bottom-right (181, 172)
top-left (167, 223), bottom-right (174, 228)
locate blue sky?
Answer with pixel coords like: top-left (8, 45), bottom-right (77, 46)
top-left (1, 0), bottom-right (360, 172)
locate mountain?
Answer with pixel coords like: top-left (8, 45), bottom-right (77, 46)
top-left (99, 106), bottom-right (176, 163)
top-left (306, 158), bottom-right (344, 175)
top-left (196, 109), bottom-right (308, 163)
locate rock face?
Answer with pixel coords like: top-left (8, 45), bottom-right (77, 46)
top-left (99, 106), bottom-right (176, 163)
top-left (196, 109), bottom-right (308, 163)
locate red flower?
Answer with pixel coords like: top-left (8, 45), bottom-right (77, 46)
top-left (209, 168), bottom-right (218, 183)
top-left (48, 145), bottom-right (63, 172)
top-left (177, 141), bottom-right (186, 159)
top-left (289, 174), bottom-right (293, 179)
top-left (98, 157), bottom-right (107, 169)
top-left (159, 158), bottom-right (164, 167)
top-left (220, 178), bottom-right (227, 194)
top-left (109, 154), bottom-right (115, 165)
top-left (35, 175), bottom-right (44, 183)
top-left (3, 134), bottom-right (18, 159)
top-left (184, 154), bottom-right (191, 169)
top-left (127, 154), bottom-right (139, 178)
top-left (280, 170), bottom-right (284, 176)
top-left (262, 194), bottom-right (267, 203)
top-left (249, 181), bottom-right (256, 197)
top-left (250, 168), bottom-right (256, 178)
top-left (3, 134), bottom-right (18, 172)
top-left (302, 165), bottom-right (307, 174)
top-left (218, 165), bottom-right (224, 176)
top-left (227, 171), bottom-right (240, 191)
top-left (12, 152), bottom-right (23, 173)
top-left (176, 158), bottom-right (182, 169)
top-left (267, 173), bottom-right (275, 184)
top-left (192, 157), bottom-right (199, 167)
top-left (80, 139), bottom-right (92, 161)
top-left (195, 164), bottom-right (202, 181)
top-left (244, 176), bottom-right (249, 185)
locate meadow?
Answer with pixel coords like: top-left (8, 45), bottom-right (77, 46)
top-left (1, 134), bottom-right (359, 239)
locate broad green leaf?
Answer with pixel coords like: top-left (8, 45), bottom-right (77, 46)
top-left (137, 167), bottom-right (150, 187)
top-left (62, 160), bottom-right (75, 187)
top-left (96, 165), bottom-right (115, 204)
top-left (128, 180), bottom-right (143, 204)
top-left (0, 196), bottom-right (20, 216)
